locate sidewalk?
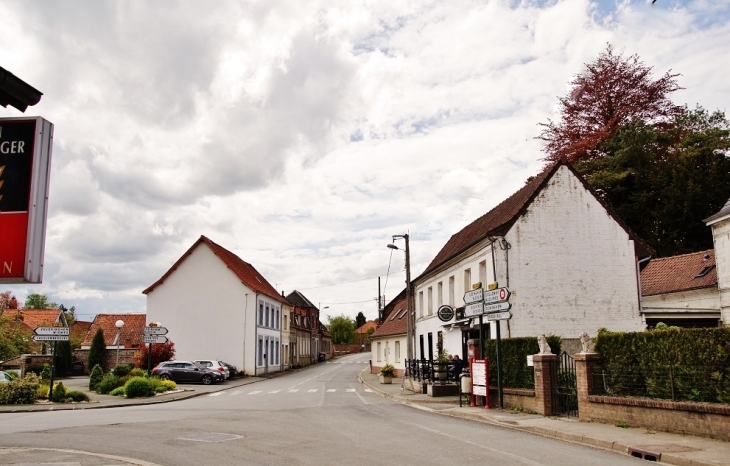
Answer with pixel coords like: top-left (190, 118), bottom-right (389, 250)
top-left (358, 370), bottom-right (730, 466)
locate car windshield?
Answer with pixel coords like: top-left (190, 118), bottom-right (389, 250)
top-left (192, 362), bottom-right (206, 369)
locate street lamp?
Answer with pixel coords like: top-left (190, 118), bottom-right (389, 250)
top-left (115, 319), bottom-right (125, 369)
top-left (387, 234), bottom-right (413, 361)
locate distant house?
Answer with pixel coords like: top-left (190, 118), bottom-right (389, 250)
top-left (413, 160), bottom-right (650, 361)
top-left (640, 250), bottom-right (720, 328)
top-left (1, 308), bottom-right (64, 353)
top-left (355, 320), bottom-right (377, 351)
top-left (144, 235), bottom-right (289, 376)
top-left (286, 290), bottom-right (321, 365)
top-left (370, 289), bottom-right (408, 376)
top-left (80, 314), bottom-right (147, 349)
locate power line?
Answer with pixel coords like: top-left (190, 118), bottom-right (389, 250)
top-left (295, 270), bottom-right (402, 291)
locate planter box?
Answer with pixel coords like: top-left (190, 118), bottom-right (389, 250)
top-left (379, 375), bottom-right (393, 384)
top-left (427, 383), bottom-right (458, 397)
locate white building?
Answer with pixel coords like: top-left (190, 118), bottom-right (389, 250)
top-left (706, 199), bottom-right (730, 326)
top-left (370, 289), bottom-right (408, 376)
top-left (413, 160), bottom-right (649, 359)
top-left (144, 235), bottom-right (288, 376)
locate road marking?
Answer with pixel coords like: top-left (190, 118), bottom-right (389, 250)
top-left (308, 389), bottom-right (318, 392)
top-left (230, 391), bottom-right (242, 396)
top-left (208, 392), bottom-right (224, 397)
top-left (364, 389), bottom-right (373, 393)
top-left (248, 391), bottom-right (262, 395)
top-left (326, 389), bottom-right (336, 392)
top-left (346, 389), bottom-right (356, 392)
top-left (268, 390), bottom-right (281, 393)
top-left (289, 389), bottom-right (299, 393)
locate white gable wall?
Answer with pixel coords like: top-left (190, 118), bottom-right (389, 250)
top-left (710, 218), bottom-right (730, 325)
top-left (146, 244), bottom-right (253, 373)
top-left (642, 288), bottom-right (720, 318)
top-left (504, 165), bottom-right (642, 337)
top-left (371, 334), bottom-right (407, 372)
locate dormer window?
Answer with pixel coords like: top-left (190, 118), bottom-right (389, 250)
top-left (694, 265), bottom-right (715, 279)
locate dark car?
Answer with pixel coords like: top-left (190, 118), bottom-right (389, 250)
top-left (220, 361), bottom-right (237, 377)
top-left (151, 361), bottom-right (224, 385)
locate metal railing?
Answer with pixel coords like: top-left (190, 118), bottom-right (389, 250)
top-left (405, 359), bottom-right (463, 383)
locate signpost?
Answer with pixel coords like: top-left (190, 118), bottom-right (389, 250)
top-left (33, 324), bottom-right (68, 401)
top-left (463, 288), bottom-right (483, 304)
top-left (464, 302), bottom-right (484, 317)
top-left (470, 359), bottom-right (489, 408)
top-left (486, 311), bottom-right (512, 321)
top-left (143, 335), bottom-right (168, 344)
top-left (32, 335), bottom-right (69, 342)
top-left (34, 326), bottom-right (70, 336)
top-left (143, 326), bottom-right (168, 374)
top-left (483, 287), bottom-right (510, 304)
top-left (483, 302), bottom-right (511, 313)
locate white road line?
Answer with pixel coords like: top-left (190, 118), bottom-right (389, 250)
top-left (326, 389), bottom-right (336, 392)
top-left (230, 391), bottom-right (242, 396)
top-left (208, 392), bottom-right (224, 397)
top-left (289, 389), bottom-right (299, 393)
top-left (346, 389), bottom-right (356, 392)
top-left (268, 390), bottom-right (281, 394)
top-left (308, 389), bottom-right (318, 393)
top-left (364, 389), bottom-right (373, 393)
top-left (248, 390), bottom-right (262, 395)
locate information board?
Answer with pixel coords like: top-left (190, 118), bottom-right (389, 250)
top-left (472, 359), bottom-right (487, 396)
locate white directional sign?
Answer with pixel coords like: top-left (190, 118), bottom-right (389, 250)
top-left (33, 335), bottom-right (69, 342)
top-left (483, 287), bottom-right (510, 304)
top-left (483, 302), bottom-right (511, 313)
top-left (143, 326), bottom-right (168, 336)
top-left (463, 288), bottom-right (483, 304)
top-left (34, 327), bottom-right (70, 336)
top-left (486, 311), bottom-right (512, 321)
top-left (464, 302), bottom-right (484, 317)
top-left (143, 334), bottom-right (168, 344)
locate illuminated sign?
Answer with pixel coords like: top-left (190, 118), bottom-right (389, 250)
top-left (0, 117), bottom-right (53, 283)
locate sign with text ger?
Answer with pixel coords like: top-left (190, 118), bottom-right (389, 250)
top-left (463, 288), bottom-right (483, 304)
top-left (33, 334), bottom-right (69, 342)
top-left (483, 287), bottom-right (510, 304)
top-left (464, 302), bottom-right (484, 317)
top-left (0, 117), bottom-right (54, 284)
top-left (143, 334), bottom-right (168, 344)
top-left (34, 326), bottom-right (70, 336)
top-left (143, 326), bottom-right (168, 336)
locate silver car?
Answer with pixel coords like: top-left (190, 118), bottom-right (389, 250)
top-left (0, 371), bottom-right (13, 383)
top-left (193, 360), bottom-right (230, 379)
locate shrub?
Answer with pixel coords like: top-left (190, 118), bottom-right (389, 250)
top-left (112, 363), bottom-right (134, 377)
top-left (6, 370), bottom-right (19, 379)
top-left (89, 364), bottom-right (104, 390)
top-left (124, 376), bottom-right (154, 398)
top-left (51, 382), bottom-right (67, 402)
top-left (88, 328), bottom-right (107, 372)
top-left (55, 341), bottom-right (73, 377)
top-left (109, 386), bottom-right (126, 397)
top-left (160, 380), bottom-right (177, 391)
top-left (0, 373), bottom-right (41, 405)
top-left (130, 368), bottom-right (147, 377)
top-left (25, 364), bottom-right (47, 376)
top-left (65, 390), bottom-right (90, 402)
top-left (484, 335), bottom-right (562, 389)
top-left (155, 386), bottom-right (167, 393)
top-left (97, 373), bottom-right (121, 394)
top-left (37, 384), bottom-right (49, 400)
top-left (40, 364), bottom-right (52, 382)
top-left (380, 364), bottom-right (395, 377)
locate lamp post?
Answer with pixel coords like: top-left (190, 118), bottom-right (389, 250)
top-left (115, 319), bottom-right (125, 369)
top-left (387, 234), bottom-right (412, 361)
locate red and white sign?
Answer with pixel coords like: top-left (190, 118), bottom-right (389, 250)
top-left (483, 287), bottom-right (510, 304)
top-left (470, 358), bottom-right (490, 409)
top-left (0, 117), bottom-right (53, 283)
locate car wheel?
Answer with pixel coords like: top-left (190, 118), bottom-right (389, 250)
top-left (160, 374), bottom-right (170, 381)
top-left (202, 375), bottom-right (212, 385)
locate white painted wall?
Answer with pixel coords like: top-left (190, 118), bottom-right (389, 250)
top-left (710, 218), bottom-right (730, 325)
top-left (371, 334), bottom-right (407, 372)
top-left (642, 288), bottom-right (720, 317)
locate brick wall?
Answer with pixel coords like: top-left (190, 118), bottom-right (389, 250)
top-left (334, 344), bottom-right (363, 354)
top-left (489, 388), bottom-right (538, 413)
top-left (73, 348), bottom-right (138, 374)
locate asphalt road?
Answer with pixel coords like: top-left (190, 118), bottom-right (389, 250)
top-left (0, 353), bottom-right (645, 465)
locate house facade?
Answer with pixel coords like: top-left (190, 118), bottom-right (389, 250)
top-left (144, 235), bottom-right (289, 376)
top-left (413, 161), bottom-right (649, 360)
top-left (370, 289), bottom-right (408, 376)
top-left (706, 198), bottom-right (730, 326)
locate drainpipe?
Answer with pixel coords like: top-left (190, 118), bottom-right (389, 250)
top-left (636, 256), bottom-right (652, 324)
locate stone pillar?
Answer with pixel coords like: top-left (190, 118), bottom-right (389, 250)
top-left (575, 352), bottom-right (601, 421)
top-left (533, 354), bottom-right (558, 416)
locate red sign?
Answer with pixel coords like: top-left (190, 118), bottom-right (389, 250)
top-left (0, 117), bottom-right (53, 283)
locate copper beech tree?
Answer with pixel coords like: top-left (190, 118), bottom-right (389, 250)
top-left (539, 44), bottom-right (682, 163)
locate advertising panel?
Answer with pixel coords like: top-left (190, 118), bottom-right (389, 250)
top-left (0, 117), bottom-right (53, 283)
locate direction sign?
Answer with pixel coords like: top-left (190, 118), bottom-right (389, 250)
top-left (464, 302), bottom-right (484, 317)
top-left (34, 327), bottom-right (70, 336)
top-left (463, 288), bottom-right (483, 304)
top-left (483, 287), bottom-right (510, 304)
top-left (486, 311), bottom-right (512, 321)
top-left (143, 334), bottom-right (168, 344)
top-left (483, 302), bottom-right (511, 313)
top-left (32, 335), bottom-right (69, 342)
top-left (143, 326), bottom-right (168, 336)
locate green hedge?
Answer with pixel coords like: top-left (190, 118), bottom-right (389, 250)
top-left (484, 336), bottom-right (561, 389)
top-left (595, 327), bottom-right (730, 403)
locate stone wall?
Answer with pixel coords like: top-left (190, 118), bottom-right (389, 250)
top-left (73, 348), bottom-right (138, 374)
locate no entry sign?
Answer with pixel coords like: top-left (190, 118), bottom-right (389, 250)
top-left (0, 117), bottom-right (53, 283)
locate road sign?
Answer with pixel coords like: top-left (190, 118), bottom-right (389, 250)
top-left (34, 326), bottom-right (70, 336)
top-left (464, 302), bottom-right (484, 317)
top-left (143, 326), bottom-right (168, 336)
top-left (483, 287), bottom-right (510, 304)
top-left (483, 302), bottom-right (511, 313)
top-left (143, 334), bottom-right (168, 344)
top-left (32, 335), bottom-right (69, 342)
top-left (437, 305), bottom-right (455, 322)
top-left (463, 288), bottom-right (483, 304)
top-left (486, 311), bottom-right (512, 321)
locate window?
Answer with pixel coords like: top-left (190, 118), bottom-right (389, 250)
top-left (377, 342), bottom-right (382, 362)
top-left (265, 304), bottom-right (270, 328)
top-left (419, 335), bottom-right (425, 360)
top-left (419, 291), bottom-right (424, 317)
top-left (464, 269), bottom-right (471, 292)
top-left (283, 315), bottom-right (288, 330)
top-left (275, 339), bottom-right (280, 365)
top-left (449, 276), bottom-right (455, 306)
top-left (427, 287), bottom-right (433, 315)
top-left (258, 337), bottom-right (263, 366)
top-left (437, 281), bottom-right (443, 307)
top-left (395, 341), bottom-right (401, 363)
top-left (275, 308), bottom-right (280, 329)
top-left (695, 265), bottom-right (716, 278)
top-left (259, 301), bottom-right (264, 326)
top-left (427, 333), bottom-right (434, 360)
top-left (479, 260), bottom-right (487, 287)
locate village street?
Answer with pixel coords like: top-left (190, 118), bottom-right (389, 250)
top-left (0, 353), bottom-right (644, 466)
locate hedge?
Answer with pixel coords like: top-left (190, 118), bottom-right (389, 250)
top-left (484, 335), bottom-right (561, 389)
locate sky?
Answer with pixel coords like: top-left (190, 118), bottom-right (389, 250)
top-left (1, 0), bottom-right (728, 324)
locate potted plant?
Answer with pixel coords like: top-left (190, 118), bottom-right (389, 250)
top-left (379, 364), bottom-right (395, 384)
top-left (435, 333), bottom-right (450, 384)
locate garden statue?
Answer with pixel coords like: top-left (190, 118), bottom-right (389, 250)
top-left (579, 332), bottom-right (593, 353)
top-left (537, 334), bottom-right (551, 355)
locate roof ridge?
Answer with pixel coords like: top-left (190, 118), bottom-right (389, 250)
top-left (649, 249), bottom-right (715, 262)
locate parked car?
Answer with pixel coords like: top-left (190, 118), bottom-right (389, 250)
top-left (0, 371), bottom-right (12, 383)
top-left (221, 361), bottom-right (238, 377)
top-left (193, 359), bottom-right (230, 379)
top-left (151, 361), bottom-right (224, 385)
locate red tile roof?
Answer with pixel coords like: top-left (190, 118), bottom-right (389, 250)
top-left (82, 314), bottom-right (148, 348)
top-left (418, 160), bottom-right (650, 280)
top-left (70, 320), bottom-right (92, 339)
top-left (355, 320), bottom-right (378, 334)
top-left (143, 235), bottom-right (288, 305)
top-left (1, 309), bottom-right (63, 329)
top-left (641, 249), bottom-right (717, 297)
top-left (372, 289), bottom-right (408, 338)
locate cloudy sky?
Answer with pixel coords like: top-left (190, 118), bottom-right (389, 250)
top-left (1, 0), bottom-right (728, 324)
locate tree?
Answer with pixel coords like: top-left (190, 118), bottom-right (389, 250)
top-left (54, 341), bottom-right (73, 377)
top-left (366, 327), bottom-right (375, 341)
top-left (87, 328), bottom-right (107, 372)
top-left (327, 315), bottom-right (356, 345)
top-left (134, 340), bottom-right (176, 370)
top-left (0, 291), bottom-right (18, 312)
top-left (355, 312), bottom-right (367, 329)
top-left (539, 44), bottom-right (682, 164)
top-left (24, 293), bottom-right (57, 309)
